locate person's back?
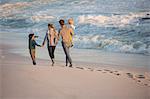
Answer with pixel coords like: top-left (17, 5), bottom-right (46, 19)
top-left (29, 39), bottom-right (37, 49)
top-left (42, 23), bottom-right (58, 66)
top-left (58, 19), bottom-right (73, 67)
top-left (46, 28), bottom-right (58, 46)
top-left (29, 34), bottom-right (39, 49)
top-left (59, 25), bottom-right (72, 47)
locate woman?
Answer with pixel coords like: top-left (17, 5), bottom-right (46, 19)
top-left (42, 23), bottom-right (58, 66)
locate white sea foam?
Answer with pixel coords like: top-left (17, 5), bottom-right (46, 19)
top-left (0, 2), bottom-right (30, 18)
top-left (78, 12), bottom-right (149, 27)
top-left (0, 2), bottom-right (55, 23)
top-left (74, 35), bottom-right (150, 55)
top-left (0, 2), bottom-right (30, 9)
top-left (31, 14), bottom-right (55, 22)
top-left (0, 1), bottom-right (55, 18)
top-left (31, 0), bottom-right (56, 5)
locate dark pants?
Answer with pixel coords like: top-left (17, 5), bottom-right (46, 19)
top-left (62, 42), bottom-right (72, 65)
top-left (48, 46), bottom-right (56, 60)
top-left (29, 49), bottom-right (36, 65)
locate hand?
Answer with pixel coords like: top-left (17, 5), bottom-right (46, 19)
top-left (55, 41), bottom-right (58, 45)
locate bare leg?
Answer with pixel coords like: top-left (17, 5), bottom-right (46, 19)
top-left (29, 49), bottom-right (36, 65)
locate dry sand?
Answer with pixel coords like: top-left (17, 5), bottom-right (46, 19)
top-left (0, 44), bottom-right (150, 99)
top-left (0, 65), bottom-right (2, 99)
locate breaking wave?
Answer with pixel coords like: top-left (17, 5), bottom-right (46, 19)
top-left (73, 35), bottom-right (150, 55)
top-left (78, 12), bottom-right (150, 27)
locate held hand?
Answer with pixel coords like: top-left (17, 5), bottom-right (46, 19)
top-left (55, 41), bottom-right (58, 45)
top-left (42, 43), bottom-right (45, 47)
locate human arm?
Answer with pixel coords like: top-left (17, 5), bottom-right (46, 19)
top-left (42, 32), bottom-right (48, 46)
top-left (33, 40), bottom-right (42, 47)
top-left (54, 31), bottom-right (60, 45)
top-left (57, 29), bottom-right (61, 41)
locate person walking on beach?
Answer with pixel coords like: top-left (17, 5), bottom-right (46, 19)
top-left (28, 33), bottom-right (42, 65)
top-left (42, 23), bottom-right (58, 66)
top-left (58, 19), bottom-right (73, 67)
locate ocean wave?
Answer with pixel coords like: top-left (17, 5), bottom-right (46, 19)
top-left (0, 18), bottom-right (35, 28)
top-left (73, 35), bottom-right (150, 55)
top-left (0, 1), bottom-right (56, 23)
top-left (0, 2), bottom-right (30, 9)
top-left (78, 12), bottom-right (150, 27)
top-left (30, 14), bottom-right (55, 22)
top-left (32, 0), bottom-right (57, 4)
top-left (0, 0), bottom-right (56, 18)
top-left (0, 2), bottom-right (30, 18)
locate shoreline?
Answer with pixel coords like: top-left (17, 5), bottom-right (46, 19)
top-left (0, 31), bottom-right (149, 69)
top-left (1, 43), bottom-right (150, 99)
top-left (1, 43), bottom-right (150, 78)
top-left (0, 43), bottom-right (150, 73)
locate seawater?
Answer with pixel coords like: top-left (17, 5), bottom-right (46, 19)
top-left (0, 0), bottom-right (150, 55)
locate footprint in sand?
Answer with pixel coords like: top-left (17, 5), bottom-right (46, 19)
top-left (135, 74), bottom-right (145, 79)
top-left (135, 81), bottom-right (150, 87)
top-left (102, 69), bottom-right (111, 73)
top-left (103, 69), bottom-right (121, 76)
top-left (109, 71), bottom-right (113, 73)
top-left (131, 74), bottom-right (150, 87)
top-left (141, 83), bottom-right (150, 87)
top-left (97, 69), bottom-right (102, 71)
top-left (104, 69), bottom-right (110, 72)
top-left (76, 67), bottom-right (84, 70)
top-left (114, 71), bottom-right (118, 72)
top-left (126, 73), bottom-right (134, 78)
top-left (137, 80), bottom-right (141, 82)
top-left (144, 83), bottom-right (148, 86)
top-left (97, 69), bottom-right (110, 73)
top-left (87, 68), bottom-right (94, 71)
top-left (134, 75), bottom-right (145, 83)
top-left (114, 73), bottom-right (121, 76)
top-left (112, 71), bottom-right (121, 76)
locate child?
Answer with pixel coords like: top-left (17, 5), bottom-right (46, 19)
top-left (68, 18), bottom-right (75, 47)
top-left (28, 33), bottom-right (42, 65)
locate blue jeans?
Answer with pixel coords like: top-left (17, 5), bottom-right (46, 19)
top-left (62, 42), bottom-right (72, 65)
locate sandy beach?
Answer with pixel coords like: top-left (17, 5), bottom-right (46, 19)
top-left (0, 0), bottom-right (150, 99)
top-left (0, 43), bottom-right (150, 99)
